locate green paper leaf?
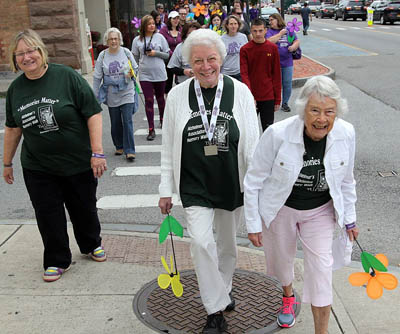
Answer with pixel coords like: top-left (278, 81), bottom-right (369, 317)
top-left (159, 217), bottom-right (171, 244)
top-left (361, 252), bottom-right (370, 273)
top-left (169, 215), bottom-right (183, 238)
top-left (363, 252), bottom-right (388, 272)
top-left (287, 34), bottom-right (295, 44)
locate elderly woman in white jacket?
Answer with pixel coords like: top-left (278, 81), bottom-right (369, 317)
top-left (159, 29), bottom-right (259, 334)
top-left (244, 76), bottom-right (359, 334)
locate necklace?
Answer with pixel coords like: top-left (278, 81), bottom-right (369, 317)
top-left (202, 92), bottom-right (215, 105)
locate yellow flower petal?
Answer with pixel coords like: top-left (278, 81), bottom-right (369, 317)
top-left (161, 256), bottom-right (170, 274)
top-left (348, 272), bottom-right (370, 286)
top-left (376, 272), bottom-right (398, 290)
top-left (367, 277), bottom-right (383, 299)
top-left (158, 273), bottom-right (172, 289)
top-left (171, 273), bottom-right (183, 297)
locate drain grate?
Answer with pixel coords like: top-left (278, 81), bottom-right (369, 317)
top-left (133, 269), bottom-right (301, 333)
top-left (378, 170), bottom-right (398, 177)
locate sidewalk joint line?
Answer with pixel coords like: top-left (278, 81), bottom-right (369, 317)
top-left (0, 225), bottom-right (22, 248)
top-left (331, 306), bottom-right (345, 334)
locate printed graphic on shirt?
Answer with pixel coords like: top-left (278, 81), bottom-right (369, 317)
top-left (294, 156), bottom-right (328, 192)
top-left (186, 110), bottom-right (232, 151)
top-left (227, 42), bottom-right (241, 55)
top-left (38, 105), bottom-right (59, 133)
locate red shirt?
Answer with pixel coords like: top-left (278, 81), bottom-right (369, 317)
top-left (240, 40), bottom-right (281, 105)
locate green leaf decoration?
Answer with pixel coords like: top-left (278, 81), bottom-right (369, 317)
top-left (361, 252), bottom-right (388, 273)
top-left (159, 218), bottom-right (171, 244)
top-left (169, 215), bottom-right (183, 238)
top-left (363, 252), bottom-right (388, 272)
top-left (287, 34), bottom-right (295, 44)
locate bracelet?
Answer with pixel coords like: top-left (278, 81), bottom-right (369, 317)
top-left (92, 153), bottom-right (106, 159)
top-left (4, 163), bottom-right (13, 168)
top-left (345, 222), bottom-right (356, 230)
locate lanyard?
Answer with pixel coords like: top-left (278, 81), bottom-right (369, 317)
top-left (143, 33), bottom-right (154, 53)
top-left (194, 74), bottom-right (224, 142)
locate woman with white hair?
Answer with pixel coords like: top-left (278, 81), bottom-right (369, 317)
top-left (244, 75), bottom-right (359, 333)
top-left (93, 27), bottom-right (138, 162)
top-left (158, 29), bottom-right (259, 333)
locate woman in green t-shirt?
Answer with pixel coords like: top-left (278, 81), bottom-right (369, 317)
top-left (3, 29), bottom-right (107, 283)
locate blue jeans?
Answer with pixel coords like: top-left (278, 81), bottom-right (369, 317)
top-left (303, 21), bottom-right (310, 33)
top-left (108, 103), bottom-right (136, 154)
top-left (281, 66), bottom-right (294, 105)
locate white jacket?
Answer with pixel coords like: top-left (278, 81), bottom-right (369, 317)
top-left (159, 76), bottom-right (260, 199)
top-left (244, 115), bottom-right (357, 233)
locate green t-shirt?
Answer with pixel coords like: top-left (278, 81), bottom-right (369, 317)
top-left (6, 63), bottom-right (102, 176)
top-left (179, 76), bottom-right (243, 211)
top-left (285, 132), bottom-right (331, 210)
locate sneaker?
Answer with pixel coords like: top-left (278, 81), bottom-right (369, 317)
top-left (202, 312), bottom-right (227, 334)
top-left (277, 295), bottom-right (298, 328)
top-left (90, 246), bottom-right (107, 262)
top-left (126, 153), bottom-right (136, 162)
top-left (146, 129), bottom-right (156, 141)
top-left (43, 266), bottom-right (70, 282)
top-left (159, 120), bottom-right (163, 129)
top-left (225, 291), bottom-right (235, 312)
top-left (281, 103), bottom-right (291, 112)
top-left (114, 149), bottom-right (123, 156)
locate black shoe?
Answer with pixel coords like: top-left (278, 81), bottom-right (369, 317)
top-left (202, 312), bottom-right (227, 334)
top-left (159, 120), bottom-right (163, 129)
top-left (225, 292), bottom-right (235, 312)
top-left (281, 103), bottom-right (291, 112)
top-left (146, 129), bottom-right (156, 141)
top-left (126, 153), bottom-right (135, 162)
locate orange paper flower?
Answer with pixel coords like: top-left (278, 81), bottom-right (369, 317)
top-left (348, 254), bottom-right (398, 299)
top-left (192, 3), bottom-right (207, 17)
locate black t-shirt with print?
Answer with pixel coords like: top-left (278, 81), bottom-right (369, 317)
top-left (285, 132), bottom-right (331, 210)
top-left (179, 75), bottom-right (243, 211)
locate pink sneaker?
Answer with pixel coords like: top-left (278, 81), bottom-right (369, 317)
top-left (277, 295), bottom-right (299, 328)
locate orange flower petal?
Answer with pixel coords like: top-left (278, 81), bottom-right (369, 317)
top-left (375, 254), bottom-right (389, 268)
top-left (348, 272), bottom-right (370, 286)
top-left (367, 277), bottom-right (383, 299)
top-left (376, 272), bottom-right (398, 290)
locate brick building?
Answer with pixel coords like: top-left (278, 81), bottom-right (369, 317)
top-left (0, 0), bottom-right (155, 73)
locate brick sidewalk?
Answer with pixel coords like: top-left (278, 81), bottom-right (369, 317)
top-left (293, 56), bottom-right (330, 79)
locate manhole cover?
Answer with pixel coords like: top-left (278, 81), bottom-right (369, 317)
top-left (133, 269), bottom-right (301, 333)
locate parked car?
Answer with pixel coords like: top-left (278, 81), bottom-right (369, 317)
top-left (307, 0), bottom-right (322, 14)
top-left (316, 3), bottom-right (336, 17)
top-left (288, 3), bottom-right (302, 14)
top-left (371, 0), bottom-right (400, 24)
top-left (260, 7), bottom-right (280, 26)
top-left (334, 0), bottom-right (367, 20)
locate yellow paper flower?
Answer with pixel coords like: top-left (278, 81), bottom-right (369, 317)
top-left (158, 255), bottom-right (183, 297)
top-left (348, 254), bottom-right (398, 299)
top-left (211, 9), bottom-right (222, 16)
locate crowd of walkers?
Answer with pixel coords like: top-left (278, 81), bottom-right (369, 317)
top-left (3, 1), bottom-right (360, 334)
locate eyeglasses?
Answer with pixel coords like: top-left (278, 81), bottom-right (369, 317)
top-left (14, 47), bottom-right (39, 58)
top-left (108, 37), bottom-right (119, 41)
top-left (236, 12), bottom-right (243, 15)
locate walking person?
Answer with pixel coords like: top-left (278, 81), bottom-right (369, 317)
top-left (3, 29), bottom-right (107, 282)
top-left (159, 29), bottom-right (259, 333)
top-left (301, 2), bottom-right (312, 35)
top-left (266, 13), bottom-right (300, 113)
top-left (240, 18), bottom-right (281, 131)
top-left (93, 27), bottom-right (138, 162)
top-left (131, 15), bottom-right (170, 140)
top-left (160, 11), bottom-right (182, 98)
top-left (221, 15), bottom-right (248, 81)
top-left (244, 76), bottom-right (359, 333)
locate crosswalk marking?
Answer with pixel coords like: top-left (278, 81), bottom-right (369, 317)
top-left (143, 115), bottom-right (160, 121)
top-left (97, 194), bottom-right (182, 209)
top-left (350, 27), bottom-right (361, 29)
top-left (112, 166), bottom-right (160, 176)
top-left (336, 27), bottom-right (347, 30)
top-left (322, 28), bottom-right (332, 31)
top-left (0, 129), bottom-right (4, 134)
top-left (135, 145), bottom-right (162, 153)
top-left (135, 128), bottom-right (162, 136)
top-left (379, 26), bottom-right (390, 29)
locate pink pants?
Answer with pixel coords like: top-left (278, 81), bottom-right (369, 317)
top-left (262, 200), bottom-right (336, 307)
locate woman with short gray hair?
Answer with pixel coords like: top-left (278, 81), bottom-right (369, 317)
top-left (159, 29), bottom-right (259, 333)
top-left (244, 75), bottom-right (358, 333)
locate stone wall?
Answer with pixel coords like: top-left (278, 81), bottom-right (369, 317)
top-left (28, 0), bottom-right (82, 69)
top-left (0, 0), bottom-right (31, 71)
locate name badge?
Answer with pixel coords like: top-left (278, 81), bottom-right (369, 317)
top-left (204, 144), bottom-right (218, 156)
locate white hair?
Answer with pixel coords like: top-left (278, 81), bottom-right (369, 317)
top-left (103, 27), bottom-right (124, 45)
top-left (295, 75), bottom-right (348, 119)
top-left (181, 29), bottom-right (227, 65)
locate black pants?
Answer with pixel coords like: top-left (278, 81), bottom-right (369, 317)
top-left (165, 66), bottom-right (174, 94)
top-left (256, 100), bottom-right (275, 132)
top-left (23, 168), bottom-right (102, 270)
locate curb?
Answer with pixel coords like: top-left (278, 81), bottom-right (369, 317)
top-left (292, 55), bottom-right (336, 88)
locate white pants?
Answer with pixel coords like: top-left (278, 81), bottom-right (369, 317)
top-left (185, 206), bottom-right (242, 314)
